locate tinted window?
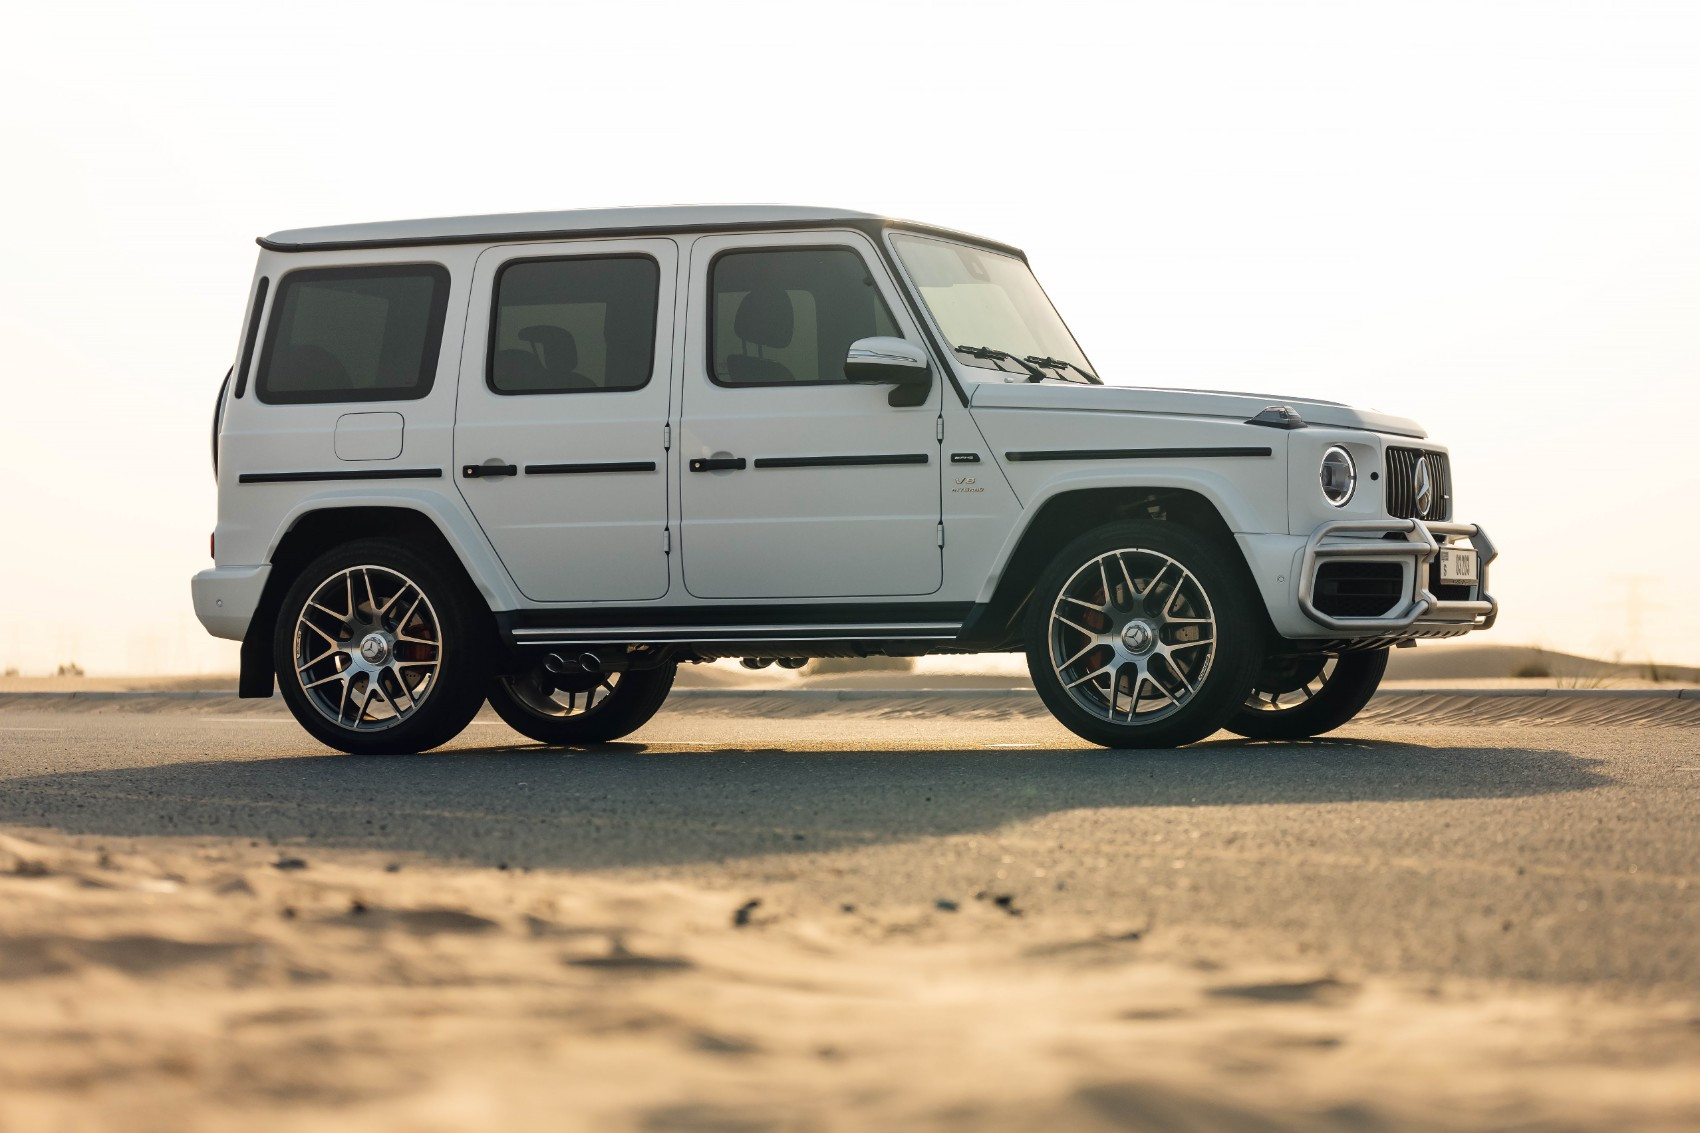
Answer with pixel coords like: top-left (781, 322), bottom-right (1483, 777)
top-left (489, 256), bottom-right (660, 394)
top-left (890, 234), bottom-right (1089, 377)
top-left (256, 265), bottom-right (449, 404)
top-left (710, 248), bottom-right (898, 386)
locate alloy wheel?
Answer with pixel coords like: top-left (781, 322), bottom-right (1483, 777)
top-left (501, 665), bottom-right (623, 719)
top-left (1048, 547), bottom-right (1218, 724)
top-left (1244, 655), bottom-right (1337, 712)
top-left (292, 565), bottom-right (442, 731)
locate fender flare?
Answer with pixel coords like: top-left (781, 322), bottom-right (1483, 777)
top-left (238, 489), bottom-right (520, 698)
top-left (977, 466), bottom-right (1275, 604)
top-left (263, 487), bottom-right (521, 611)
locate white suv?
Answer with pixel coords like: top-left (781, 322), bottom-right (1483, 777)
top-left (195, 206), bottom-right (1496, 754)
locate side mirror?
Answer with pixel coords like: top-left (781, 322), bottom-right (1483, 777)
top-left (845, 337), bottom-right (931, 407)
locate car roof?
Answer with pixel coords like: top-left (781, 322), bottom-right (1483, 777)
top-left (258, 204), bottom-right (1022, 257)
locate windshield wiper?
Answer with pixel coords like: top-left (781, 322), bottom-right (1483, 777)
top-left (1025, 355), bottom-right (1102, 385)
top-left (953, 345), bottom-right (1049, 382)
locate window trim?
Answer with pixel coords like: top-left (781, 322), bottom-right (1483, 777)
top-left (254, 263), bottom-right (451, 406)
top-left (484, 252), bottom-right (663, 397)
top-left (232, 276), bottom-right (269, 399)
top-left (705, 244), bottom-right (901, 390)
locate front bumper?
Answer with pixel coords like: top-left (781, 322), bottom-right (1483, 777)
top-left (1297, 518), bottom-right (1497, 634)
top-left (191, 564), bottom-right (271, 641)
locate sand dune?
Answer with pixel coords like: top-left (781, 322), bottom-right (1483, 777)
top-left (2, 827), bottom-right (1698, 1132)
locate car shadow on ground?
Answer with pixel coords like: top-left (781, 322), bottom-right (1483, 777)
top-left (0, 734), bottom-right (1610, 870)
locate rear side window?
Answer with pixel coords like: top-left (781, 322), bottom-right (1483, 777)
top-left (488, 255), bottom-right (660, 394)
top-left (256, 265), bottom-right (449, 404)
top-left (710, 247), bottom-right (898, 386)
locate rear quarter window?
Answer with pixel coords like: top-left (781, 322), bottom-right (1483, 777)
top-left (256, 264), bottom-right (450, 404)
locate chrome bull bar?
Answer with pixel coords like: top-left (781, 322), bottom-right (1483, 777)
top-left (1297, 518), bottom-right (1497, 633)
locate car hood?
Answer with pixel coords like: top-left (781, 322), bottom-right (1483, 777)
top-left (968, 380), bottom-right (1427, 439)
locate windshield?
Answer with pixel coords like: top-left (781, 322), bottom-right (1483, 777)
top-left (890, 233), bottom-right (1093, 380)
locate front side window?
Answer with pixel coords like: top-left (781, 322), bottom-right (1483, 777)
top-left (256, 265), bottom-right (449, 404)
top-left (710, 247), bottom-right (898, 386)
top-left (890, 234), bottom-right (1090, 379)
top-left (489, 255), bottom-right (660, 394)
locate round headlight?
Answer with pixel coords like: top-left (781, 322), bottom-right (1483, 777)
top-left (1319, 446), bottom-right (1356, 508)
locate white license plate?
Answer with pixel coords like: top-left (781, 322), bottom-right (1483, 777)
top-left (1437, 547), bottom-right (1479, 586)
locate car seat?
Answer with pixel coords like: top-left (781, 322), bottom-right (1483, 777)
top-left (519, 326), bottom-right (595, 389)
top-left (726, 287), bottom-right (795, 383)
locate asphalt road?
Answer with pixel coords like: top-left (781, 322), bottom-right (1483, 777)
top-left (2, 702), bottom-right (1697, 993)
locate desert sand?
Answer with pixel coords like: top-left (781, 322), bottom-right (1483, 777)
top-left (2, 689), bottom-right (1699, 1131)
top-left (2, 824), bottom-right (1698, 1133)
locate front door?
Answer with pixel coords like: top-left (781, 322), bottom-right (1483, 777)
top-left (678, 231), bottom-right (942, 599)
top-left (454, 239), bottom-right (676, 603)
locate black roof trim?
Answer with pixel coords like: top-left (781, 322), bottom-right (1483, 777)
top-left (257, 217), bottom-right (1027, 260)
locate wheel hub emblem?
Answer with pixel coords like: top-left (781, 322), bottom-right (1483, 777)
top-left (359, 633), bottom-right (391, 665)
top-left (1120, 620), bottom-right (1157, 654)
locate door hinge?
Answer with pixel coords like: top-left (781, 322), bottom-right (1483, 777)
top-left (936, 523), bottom-right (946, 548)
top-left (935, 417), bottom-right (944, 442)
top-left (663, 423), bottom-right (672, 449)
top-left (663, 528), bottom-right (671, 553)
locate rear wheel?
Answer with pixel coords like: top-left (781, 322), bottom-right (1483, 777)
top-left (273, 539), bottom-right (491, 754)
top-left (1025, 520), bottom-right (1262, 749)
top-left (1225, 649), bottom-right (1388, 740)
top-left (488, 659), bottom-right (676, 746)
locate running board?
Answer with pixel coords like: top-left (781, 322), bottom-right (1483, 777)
top-left (510, 623), bottom-right (964, 646)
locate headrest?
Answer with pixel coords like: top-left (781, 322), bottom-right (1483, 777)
top-left (733, 287), bottom-right (793, 349)
top-left (492, 348), bottom-right (550, 390)
top-left (519, 325), bottom-right (578, 373)
top-left (268, 344), bottom-right (350, 390)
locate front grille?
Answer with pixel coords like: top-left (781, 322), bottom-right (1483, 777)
top-left (1384, 447), bottom-right (1452, 520)
top-left (1313, 562), bottom-right (1405, 618)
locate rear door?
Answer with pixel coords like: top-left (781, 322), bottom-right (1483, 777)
top-left (677, 231), bottom-right (943, 599)
top-left (454, 239), bottom-right (676, 603)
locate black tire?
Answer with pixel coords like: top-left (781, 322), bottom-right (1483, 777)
top-left (487, 660), bottom-right (677, 746)
top-left (1225, 649), bottom-right (1388, 740)
top-left (273, 539), bottom-right (491, 755)
top-left (1025, 520), bottom-right (1262, 749)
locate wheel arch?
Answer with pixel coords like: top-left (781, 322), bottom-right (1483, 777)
top-left (239, 502), bottom-right (505, 698)
top-left (956, 485), bottom-right (1274, 650)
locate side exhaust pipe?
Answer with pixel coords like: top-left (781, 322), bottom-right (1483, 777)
top-left (545, 652), bottom-right (605, 675)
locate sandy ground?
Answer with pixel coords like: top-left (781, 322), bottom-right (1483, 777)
top-left (1, 698), bottom-right (1698, 1131)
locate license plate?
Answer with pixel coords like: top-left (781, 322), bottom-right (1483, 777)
top-left (1437, 547), bottom-right (1478, 586)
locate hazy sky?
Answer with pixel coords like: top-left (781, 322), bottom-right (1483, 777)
top-left (2, 0), bottom-right (1697, 674)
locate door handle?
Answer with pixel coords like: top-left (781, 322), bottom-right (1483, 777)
top-left (462, 462), bottom-right (518, 478)
top-left (688, 457), bottom-right (746, 472)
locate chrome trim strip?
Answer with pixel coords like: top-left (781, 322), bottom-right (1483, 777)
top-left (513, 622), bottom-right (963, 639)
top-left (517, 632), bottom-right (963, 646)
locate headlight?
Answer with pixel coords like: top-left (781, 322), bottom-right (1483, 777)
top-left (1319, 446), bottom-right (1356, 507)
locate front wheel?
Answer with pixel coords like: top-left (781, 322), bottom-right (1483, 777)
top-left (487, 659), bottom-right (676, 746)
top-left (1225, 649), bottom-right (1388, 740)
top-left (1025, 520), bottom-right (1262, 749)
